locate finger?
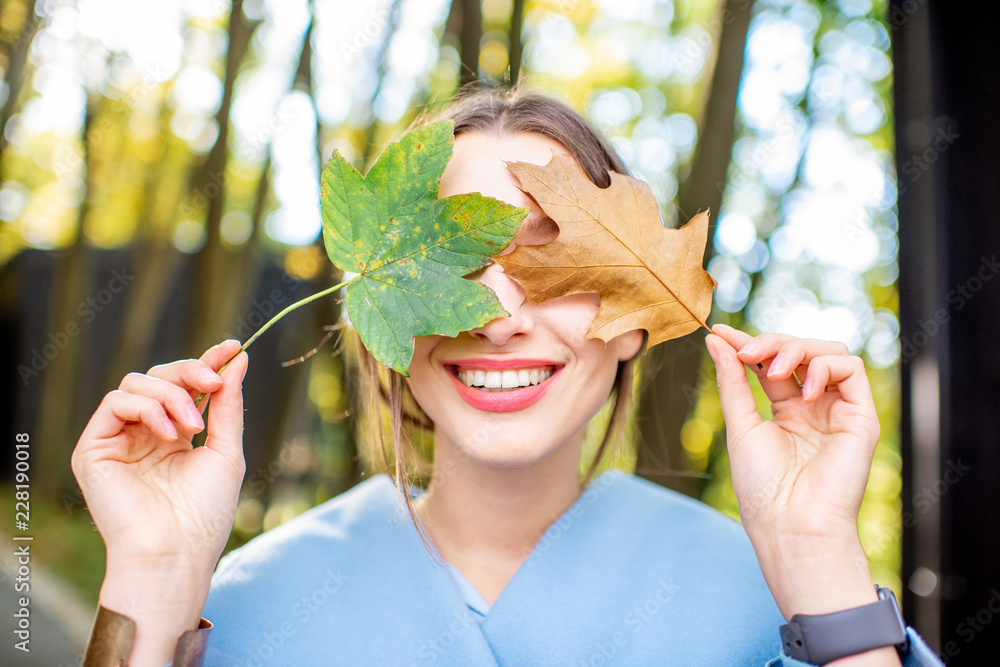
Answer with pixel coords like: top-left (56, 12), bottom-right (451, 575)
top-left (203, 350), bottom-right (249, 468)
top-left (757, 337), bottom-right (848, 402)
top-left (711, 324), bottom-right (795, 401)
top-left (118, 372), bottom-right (206, 434)
top-left (714, 325), bottom-right (852, 401)
top-left (734, 333), bottom-right (849, 371)
top-left (146, 340), bottom-right (241, 397)
top-left (81, 390), bottom-right (179, 442)
top-left (706, 334), bottom-right (763, 445)
top-left (801, 355), bottom-right (876, 409)
top-left (711, 324), bottom-right (768, 372)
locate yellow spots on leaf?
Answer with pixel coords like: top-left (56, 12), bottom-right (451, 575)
top-left (381, 284), bottom-right (387, 291)
top-left (380, 225), bottom-right (386, 231)
top-left (433, 223), bottom-right (439, 229)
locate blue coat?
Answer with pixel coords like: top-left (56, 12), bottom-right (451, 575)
top-left (200, 469), bottom-right (942, 666)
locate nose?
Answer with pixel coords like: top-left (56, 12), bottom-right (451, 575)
top-left (469, 262), bottom-right (534, 345)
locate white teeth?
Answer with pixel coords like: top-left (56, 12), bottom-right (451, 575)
top-left (457, 366), bottom-right (555, 389)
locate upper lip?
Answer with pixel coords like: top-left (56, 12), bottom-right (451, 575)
top-left (441, 357), bottom-right (562, 370)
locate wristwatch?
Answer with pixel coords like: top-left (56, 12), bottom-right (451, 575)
top-left (779, 585), bottom-right (910, 665)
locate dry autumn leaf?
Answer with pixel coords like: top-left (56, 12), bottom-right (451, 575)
top-left (495, 152), bottom-right (716, 348)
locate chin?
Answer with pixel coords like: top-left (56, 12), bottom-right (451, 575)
top-left (445, 428), bottom-right (567, 469)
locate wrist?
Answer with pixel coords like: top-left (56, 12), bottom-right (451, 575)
top-left (753, 531), bottom-right (878, 620)
top-left (100, 563), bottom-right (214, 667)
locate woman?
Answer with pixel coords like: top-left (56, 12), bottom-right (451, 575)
top-left (73, 86), bottom-right (942, 666)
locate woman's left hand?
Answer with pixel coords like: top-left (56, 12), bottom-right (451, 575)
top-left (705, 324), bottom-right (887, 623)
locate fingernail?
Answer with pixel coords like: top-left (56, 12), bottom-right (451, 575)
top-left (801, 378), bottom-right (812, 398)
top-left (739, 342), bottom-right (760, 356)
top-left (162, 418), bottom-right (177, 440)
top-left (186, 405), bottom-right (205, 429)
top-left (705, 337), bottom-right (718, 362)
top-left (202, 369), bottom-right (223, 385)
top-left (768, 353), bottom-right (785, 378)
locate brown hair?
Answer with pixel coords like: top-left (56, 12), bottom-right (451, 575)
top-left (342, 80), bottom-right (648, 558)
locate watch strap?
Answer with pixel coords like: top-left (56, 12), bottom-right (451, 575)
top-left (779, 586), bottom-right (909, 665)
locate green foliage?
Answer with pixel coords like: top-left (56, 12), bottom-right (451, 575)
top-left (320, 120), bottom-right (528, 375)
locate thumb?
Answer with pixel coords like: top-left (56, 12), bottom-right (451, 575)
top-left (706, 334), bottom-right (762, 447)
top-left (203, 351), bottom-right (249, 467)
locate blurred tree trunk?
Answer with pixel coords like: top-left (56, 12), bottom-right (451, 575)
top-left (189, 0), bottom-right (260, 353)
top-left (451, 0), bottom-right (482, 86)
top-left (508, 0), bottom-right (525, 85)
top-left (107, 7), bottom-right (258, 383)
top-left (239, 8), bottom-right (358, 497)
top-left (360, 0), bottom-right (403, 170)
top-left (634, 0), bottom-right (753, 496)
top-left (104, 131), bottom-right (184, 384)
top-left (0, 0), bottom-right (38, 154)
top-left (35, 97), bottom-right (99, 499)
top-left (295, 8), bottom-right (361, 489)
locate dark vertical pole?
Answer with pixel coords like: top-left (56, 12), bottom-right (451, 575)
top-left (893, 1), bottom-right (1000, 663)
top-left (508, 0), bottom-right (525, 85)
top-left (458, 0), bottom-right (482, 86)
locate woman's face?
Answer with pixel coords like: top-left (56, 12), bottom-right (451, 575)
top-left (404, 131), bottom-right (644, 468)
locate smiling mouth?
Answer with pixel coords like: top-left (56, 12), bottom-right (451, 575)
top-left (446, 365), bottom-right (559, 392)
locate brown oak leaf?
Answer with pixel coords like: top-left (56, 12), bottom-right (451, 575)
top-left (495, 152), bottom-right (716, 348)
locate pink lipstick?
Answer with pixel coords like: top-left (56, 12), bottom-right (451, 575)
top-left (442, 358), bottom-right (563, 413)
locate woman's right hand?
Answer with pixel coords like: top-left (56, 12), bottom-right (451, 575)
top-left (71, 339), bottom-right (249, 666)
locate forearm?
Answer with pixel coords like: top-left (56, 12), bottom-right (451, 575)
top-left (98, 559), bottom-right (214, 667)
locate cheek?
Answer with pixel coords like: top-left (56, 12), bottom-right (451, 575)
top-left (545, 293), bottom-right (601, 340)
top-left (404, 337), bottom-right (441, 415)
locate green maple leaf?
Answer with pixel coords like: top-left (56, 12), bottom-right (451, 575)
top-left (193, 120), bottom-right (526, 410)
top-left (320, 119), bottom-right (528, 375)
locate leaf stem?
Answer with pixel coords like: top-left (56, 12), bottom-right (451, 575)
top-left (195, 276), bottom-right (355, 411)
